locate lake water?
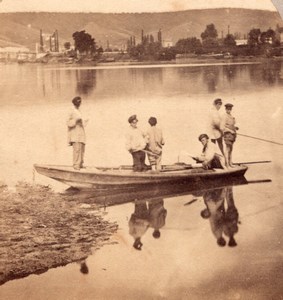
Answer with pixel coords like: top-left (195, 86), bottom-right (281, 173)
top-left (0, 61), bottom-right (282, 299)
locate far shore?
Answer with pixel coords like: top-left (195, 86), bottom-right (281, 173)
top-left (2, 54), bottom-right (283, 67)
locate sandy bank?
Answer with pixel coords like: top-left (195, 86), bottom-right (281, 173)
top-left (0, 182), bottom-right (118, 285)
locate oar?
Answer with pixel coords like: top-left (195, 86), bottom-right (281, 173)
top-left (238, 133), bottom-right (283, 146)
top-left (184, 199), bottom-right (198, 206)
top-left (234, 160), bottom-right (271, 165)
top-left (247, 179), bottom-right (272, 184)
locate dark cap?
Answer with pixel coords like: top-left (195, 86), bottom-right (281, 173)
top-left (225, 103), bottom-right (234, 108)
top-left (133, 238), bottom-right (142, 250)
top-left (72, 96), bottom-right (81, 105)
top-left (213, 98), bottom-right (222, 105)
top-left (128, 114), bottom-right (138, 124)
top-left (148, 117), bottom-right (157, 126)
top-left (198, 133), bottom-right (209, 141)
top-left (152, 230), bottom-right (161, 239)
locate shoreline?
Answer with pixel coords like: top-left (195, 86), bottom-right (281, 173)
top-left (2, 55), bottom-right (283, 67)
top-left (0, 182), bottom-right (118, 286)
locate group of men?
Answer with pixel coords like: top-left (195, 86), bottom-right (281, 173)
top-left (124, 97), bottom-right (238, 171)
top-left (66, 96), bottom-right (237, 171)
top-left (125, 114), bottom-right (165, 172)
top-left (66, 96), bottom-right (165, 171)
top-left (203, 98), bottom-right (238, 169)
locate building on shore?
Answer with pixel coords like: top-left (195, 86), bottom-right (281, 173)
top-left (0, 46), bottom-right (31, 62)
top-left (235, 39), bottom-right (248, 46)
top-left (162, 40), bottom-right (173, 48)
top-left (39, 29), bottom-right (60, 53)
top-left (276, 25), bottom-right (283, 43)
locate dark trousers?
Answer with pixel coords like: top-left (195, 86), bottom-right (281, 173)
top-left (209, 156), bottom-right (224, 169)
top-left (132, 151), bottom-right (146, 172)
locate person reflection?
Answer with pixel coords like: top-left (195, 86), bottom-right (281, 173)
top-left (78, 259), bottom-right (89, 275)
top-left (200, 187), bottom-right (226, 246)
top-left (76, 69), bottom-right (97, 96)
top-left (223, 186), bottom-right (239, 247)
top-left (128, 200), bottom-right (150, 250)
top-left (148, 198), bottom-right (167, 239)
top-left (200, 186), bottom-right (239, 247)
top-left (203, 67), bottom-right (219, 92)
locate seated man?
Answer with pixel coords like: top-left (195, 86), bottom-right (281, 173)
top-left (193, 134), bottom-right (225, 169)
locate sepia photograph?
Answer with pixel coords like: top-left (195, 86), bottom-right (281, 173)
top-left (0, 0), bottom-right (282, 299)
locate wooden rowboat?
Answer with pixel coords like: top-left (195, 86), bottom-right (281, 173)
top-left (34, 163), bottom-right (248, 190)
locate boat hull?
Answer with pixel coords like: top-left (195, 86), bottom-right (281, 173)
top-left (34, 164), bottom-right (248, 190)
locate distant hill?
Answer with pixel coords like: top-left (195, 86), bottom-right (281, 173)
top-left (0, 8), bottom-right (282, 51)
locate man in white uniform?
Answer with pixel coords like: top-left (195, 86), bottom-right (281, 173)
top-left (67, 96), bottom-right (88, 170)
top-left (208, 98), bottom-right (224, 155)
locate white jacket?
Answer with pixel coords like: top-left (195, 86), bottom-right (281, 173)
top-left (67, 107), bottom-right (86, 144)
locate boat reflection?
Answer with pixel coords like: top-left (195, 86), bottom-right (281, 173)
top-left (64, 176), bottom-right (269, 207)
top-left (64, 176), bottom-right (271, 251)
top-left (198, 186), bottom-right (239, 247)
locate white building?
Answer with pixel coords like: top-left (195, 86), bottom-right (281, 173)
top-left (162, 40), bottom-right (173, 48)
top-left (235, 39), bottom-right (248, 46)
top-left (0, 46), bottom-right (30, 60)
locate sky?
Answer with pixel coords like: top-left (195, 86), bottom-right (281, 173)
top-left (0, 0), bottom-right (279, 13)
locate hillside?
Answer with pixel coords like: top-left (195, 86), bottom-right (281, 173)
top-left (0, 8), bottom-right (282, 51)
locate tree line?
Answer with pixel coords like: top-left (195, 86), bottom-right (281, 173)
top-left (66, 24), bottom-right (282, 61)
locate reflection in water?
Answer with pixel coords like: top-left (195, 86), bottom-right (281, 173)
top-left (79, 259), bottom-right (89, 275)
top-left (262, 61), bottom-right (281, 85)
top-left (64, 176), bottom-right (249, 207)
top-left (142, 68), bottom-right (163, 87)
top-left (76, 69), bottom-right (97, 96)
top-left (200, 186), bottom-right (239, 247)
top-left (129, 201), bottom-right (149, 250)
top-left (249, 60), bottom-right (282, 86)
top-left (63, 177), bottom-right (271, 254)
top-left (2, 62), bottom-right (283, 105)
top-left (149, 199), bottom-right (167, 239)
top-left (223, 65), bottom-right (238, 83)
top-left (202, 66), bottom-right (220, 92)
top-left (128, 198), bottom-right (167, 250)
top-left (0, 178), bottom-right (271, 286)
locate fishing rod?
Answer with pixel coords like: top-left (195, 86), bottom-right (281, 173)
top-left (238, 133), bottom-right (283, 146)
top-left (234, 160), bottom-right (271, 165)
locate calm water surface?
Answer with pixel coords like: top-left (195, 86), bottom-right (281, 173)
top-left (0, 61), bottom-right (282, 299)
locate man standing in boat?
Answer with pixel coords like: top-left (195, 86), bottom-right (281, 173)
top-left (193, 134), bottom-right (225, 169)
top-left (208, 98), bottom-right (224, 155)
top-left (221, 103), bottom-right (239, 168)
top-left (125, 114), bottom-right (148, 172)
top-left (67, 96), bottom-right (88, 170)
top-left (146, 117), bottom-right (165, 171)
